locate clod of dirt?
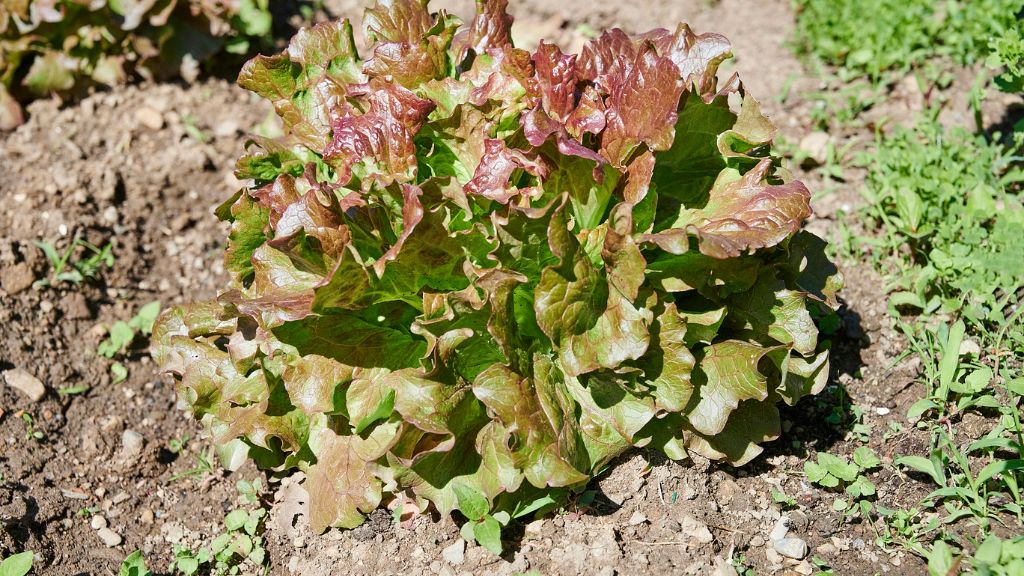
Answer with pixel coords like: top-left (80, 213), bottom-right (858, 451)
top-left (3, 368), bottom-right (47, 402)
top-left (116, 429), bottom-right (144, 467)
top-left (0, 262), bottom-right (35, 294)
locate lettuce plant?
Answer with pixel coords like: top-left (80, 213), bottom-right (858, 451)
top-left (154, 0), bottom-right (842, 543)
top-left (0, 0), bottom-right (272, 128)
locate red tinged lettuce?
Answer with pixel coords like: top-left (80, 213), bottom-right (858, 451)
top-left (153, 0), bottom-right (843, 540)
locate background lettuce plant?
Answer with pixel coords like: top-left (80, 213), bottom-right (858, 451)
top-left (153, 0), bottom-right (842, 546)
top-left (0, 0), bottom-right (272, 128)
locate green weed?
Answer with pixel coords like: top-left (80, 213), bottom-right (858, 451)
top-left (792, 0), bottom-right (1023, 84)
top-left (34, 237), bottom-right (114, 288)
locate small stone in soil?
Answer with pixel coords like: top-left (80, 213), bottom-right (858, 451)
top-left (769, 516), bottom-right (790, 541)
top-left (628, 510), bottom-right (647, 525)
top-left (135, 107), bottom-right (164, 130)
top-left (97, 527), bottom-right (122, 547)
top-left (798, 131), bottom-right (830, 167)
top-left (119, 429), bottom-right (144, 463)
top-left (442, 539), bottom-right (465, 565)
top-left (3, 368), bottom-right (47, 402)
top-left (774, 537), bottom-right (809, 560)
top-left (679, 515), bottom-right (713, 544)
top-left (91, 515), bottom-right (107, 530)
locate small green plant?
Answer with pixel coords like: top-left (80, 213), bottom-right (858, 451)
top-left (770, 488), bottom-right (797, 509)
top-left (729, 552), bottom-right (757, 576)
top-left (974, 534), bottom-right (1024, 575)
top-left (988, 27), bottom-right (1024, 94)
top-left (34, 237), bottom-right (114, 287)
top-left (116, 483), bottom-right (269, 576)
top-left (57, 384), bottom-right (90, 396)
top-left (97, 300), bottom-right (161, 383)
top-left (20, 413), bottom-right (43, 442)
top-left (0, 551), bottom-right (33, 576)
top-left (172, 491), bottom-right (269, 575)
top-left (235, 479), bottom-right (263, 506)
top-left (804, 446), bottom-right (882, 524)
top-left (168, 434), bottom-right (191, 455)
top-left (118, 551), bottom-right (151, 576)
top-left (168, 447), bottom-right (216, 484)
top-left (77, 506), bottom-right (100, 517)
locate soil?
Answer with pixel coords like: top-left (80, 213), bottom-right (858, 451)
top-left (0, 1), bottom-right (997, 575)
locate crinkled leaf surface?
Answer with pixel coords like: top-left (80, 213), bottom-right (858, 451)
top-left (154, 0), bottom-right (841, 537)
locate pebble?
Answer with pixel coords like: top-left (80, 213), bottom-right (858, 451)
top-left (816, 543), bottom-right (837, 556)
top-left (798, 131), bottom-right (830, 166)
top-left (769, 516), bottom-right (790, 542)
top-left (774, 537), bottom-right (809, 560)
top-left (794, 560), bottom-right (814, 575)
top-left (749, 535), bottom-right (765, 547)
top-left (112, 492), bottom-right (130, 505)
top-left (679, 515), bottom-right (713, 544)
top-left (90, 515), bottom-right (107, 530)
top-left (628, 511), bottom-right (647, 526)
top-left (61, 488), bottom-right (90, 500)
top-left (119, 429), bottom-right (144, 462)
top-left (716, 478), bottom-right (740, 504)
top-left (135, 107), bottom-right (164, 130)
top-left (97, 527), bottom-right (122, 547)
top-left (3, 368), bottom-right (47, 402)
top-left (214, 119), bottom-right (239, 138)
top-left (875, 407), bottom-right (891, 416)
top-left (661, 518), bottom-right (682, 533)
top-left (140, 509), bottom-right (154, 524)
top-left (442, 539), bottom-right (465, 565)
top-left (959, 339), bottom-right (981, 356)
top-left (712, 557), bottom-right (737, 576)
top-left (39, 300), bottom-right (53, 313)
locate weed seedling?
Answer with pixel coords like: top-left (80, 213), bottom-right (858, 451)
top-left (34, 237), bottom-right (115, 288)
top-left (20, 413), bottom-right (43, 442)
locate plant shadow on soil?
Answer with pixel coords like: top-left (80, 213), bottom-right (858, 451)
top-left (0, 480), bottom-right (39, 554)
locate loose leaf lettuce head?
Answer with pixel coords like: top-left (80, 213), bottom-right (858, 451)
top-left (154, 0), bottom-right (843, 536)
